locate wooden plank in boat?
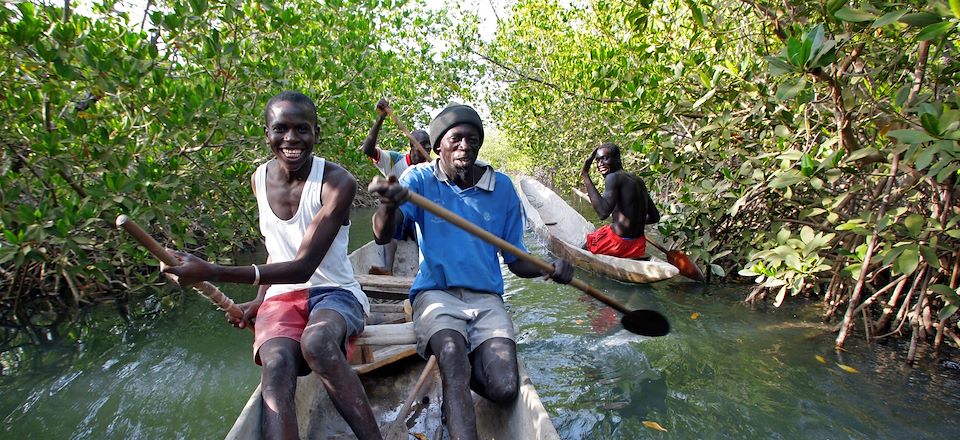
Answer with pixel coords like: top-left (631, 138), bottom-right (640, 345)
top-left (355, 273), bottom-right (413, 294)
top-left (353, 344), bottom-right (418, 375)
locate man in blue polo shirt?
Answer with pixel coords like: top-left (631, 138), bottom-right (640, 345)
top-left (369, 104), bottom-right (573, 440)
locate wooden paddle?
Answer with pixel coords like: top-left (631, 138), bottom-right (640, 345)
top-left (384, 105), bottom-right (432, 162)
top-left (571, 187), bottom-right (706, 283)
top-left (115, 215), bottom-right (244, 320)
top-left (392, 188), bottom-right (670, 337)
top-left (382, 355), bottom-right (438, 440)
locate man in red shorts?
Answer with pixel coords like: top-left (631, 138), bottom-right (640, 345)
top-left (580, 143), bottom-right (660, 259)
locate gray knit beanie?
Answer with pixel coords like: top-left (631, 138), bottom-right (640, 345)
top-left (428, 104), bottom-right (484, 152)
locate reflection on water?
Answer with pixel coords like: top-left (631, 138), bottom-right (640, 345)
top-left (2, 207), bottom-right (959, 439)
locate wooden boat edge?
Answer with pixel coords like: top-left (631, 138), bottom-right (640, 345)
top-left (224, 358), bottom-right (559, 439)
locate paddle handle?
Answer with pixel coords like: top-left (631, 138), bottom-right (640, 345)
top-left (645, 237), bottom-right (668, 254)
top-left (115, 215), bottom-right (243, 320)
top-left (396, 355), bottom-right (437, 421)
top-left (385, 106), bottom-right (432, 162)
top-left (406, 193), bottom-right (631, 315)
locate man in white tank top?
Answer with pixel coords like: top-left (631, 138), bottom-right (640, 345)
top-left (162, 91), bottom-right (381, 439)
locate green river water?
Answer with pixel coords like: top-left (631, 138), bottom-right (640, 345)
top-left (2, 207), bottom-right (958, 439)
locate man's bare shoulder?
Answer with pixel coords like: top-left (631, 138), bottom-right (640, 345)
top-left (322, 160), bottom-right (356, 182)
top-left (321, 160), bottom-right (358, 195)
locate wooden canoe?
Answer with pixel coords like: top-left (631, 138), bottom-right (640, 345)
top-left (226, 243), bottom-right (561, 439)
top-left (349, 239), bottom-right (418, 300)
top-left (515, 176), bottom-right (679, 284)
top-left (223, 341), bottom-right (559, 439)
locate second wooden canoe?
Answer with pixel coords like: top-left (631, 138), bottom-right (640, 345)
top-left (515, 176), bottom-right (679, 284)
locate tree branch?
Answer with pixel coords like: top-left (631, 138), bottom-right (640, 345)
top-left (472, 50), bottom-right (625, 104)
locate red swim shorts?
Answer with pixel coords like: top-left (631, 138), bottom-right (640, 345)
top-left (252, 287), bottom-right (363, 369)
top-left (585, 225), bottom-right (647, 259)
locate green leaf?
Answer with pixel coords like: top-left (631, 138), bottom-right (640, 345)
top-left (936, 163), bottom-right (959, 183)
top-left (887, 129), bottom-right (936, 144)
top-left (692, 89), bottom-right (715, 108)
top-left (939, 303), bottom-right (959, 320)
top-left (834, 8), bottom-right (877, 22)
top-left (776, 78), bottom-right (807, 100)
top-left (777, 227), bottom-right (791, 243)
top-left (930, 284), bottom-right (960, 303)
top-left (952, 0), bottom-right (960, 19)
top-left (844, 147), bottom-right (880, 162)
top-left (710, 263), bottom-right (725, 277)
top-left (895, 246), bottom-right (920, 275)
top-left (914, 145), bottom-right (939, 170)
top-left (686, 0), bottom-right (707, 27)
top-left (786, 37), bottom-right (804, 66)
top-left (919, 245), bottom-right (941, 269)
top-left (904, 213), bottom-right (924, 237)
top-left (769, 170), bottom-right (804, 188)
top-left (873, 10), bottom-right (908, 27)
top-left (899, 12), bottom-right (943, 27)
top-left (800, 153), bottom-right (815, 177)
top-left (827, 0), bottom-right (849, 15)
top-left (917, 21), bottom-right (956, 41)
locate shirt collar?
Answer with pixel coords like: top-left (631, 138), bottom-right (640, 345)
top-left (432, 158), bottom-right (496, 191)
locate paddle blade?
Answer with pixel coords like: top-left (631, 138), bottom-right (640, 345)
top-left (620, 310), bottom-right (670, 336)
top-left (666, 250), bottom-right (706, 283)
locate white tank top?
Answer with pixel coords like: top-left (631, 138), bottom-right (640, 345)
top-left (253, 157), bottom-right (369, 314)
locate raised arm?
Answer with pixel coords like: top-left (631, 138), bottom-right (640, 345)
top-left (361, 98), bottom-right (389, 160)
top-left (581, 149), bottom-right (616, 219)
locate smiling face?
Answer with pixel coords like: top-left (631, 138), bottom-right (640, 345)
top-left (264, 100), bottom-right (318, 174)
top-left (437, 123), bottom-right (482, 181)
top-left (595, 145), bottom-right (621, 176)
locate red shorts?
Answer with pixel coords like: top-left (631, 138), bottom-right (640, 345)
top-left (253, 288), bottom-right (363, 368)
top-left (585, 225), bottom-right (647, 259)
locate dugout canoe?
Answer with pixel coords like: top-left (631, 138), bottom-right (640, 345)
top-left (349, 239), bottom-right (418, 301)
top-left (515, 176), bottom-right (679, 284)
top-left (223, 300), bottom-right (561, 440)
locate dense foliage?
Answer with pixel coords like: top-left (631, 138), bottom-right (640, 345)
top-left (0, 0), bottom-right (477, 351)
top-left (477, 0), bottom-right (958, 355)
top-left (3, 0), bottom-right (958, 361)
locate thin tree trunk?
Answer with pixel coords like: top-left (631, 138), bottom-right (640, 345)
top-left (907, 270), bottom-right (932, 365)
top-left (837, 156), bottom-right (899, 348)
top-left (905, 40), bottom-right (931, 108)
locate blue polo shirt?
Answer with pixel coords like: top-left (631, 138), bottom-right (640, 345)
top-left (397, 159), bottom-right (527, 300)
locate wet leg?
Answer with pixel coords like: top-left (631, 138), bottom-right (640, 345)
top-left (469, 337), bottom-right (519, 403)
top-left (301, 309), bottom-right (382, 440)
top-left (258, 338), bottom-right (304, 440)
top-left (429, 329), bottom-right (478, 440)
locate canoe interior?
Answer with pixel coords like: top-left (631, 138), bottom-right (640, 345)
top-left (349, 239), bottom-right (418, 300)
top-left (224, 348), bottom-right (559, 440)
top-left (516, 176), bottom-right (679, 283)
top-left (226, 204), bottom-right (561, 439)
